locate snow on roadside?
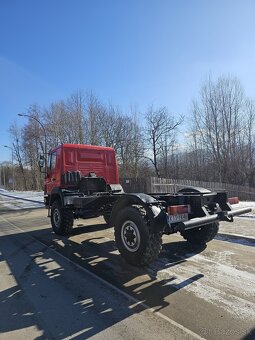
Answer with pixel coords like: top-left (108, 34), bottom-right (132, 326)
top-left (219, 200), bottom-right (255, 239)
top-left (1, 190), bottom-right (44, 201)
top-left (0, 190), bottom-right (44, 210)
top-left (0, 189), bottom-right (254, 215)
top-left (234, 201), bottom-right (255, 217)
top-left (149, 251), bottom-right (255, 321)
top-left (236, 201), bottom-right (255, 209)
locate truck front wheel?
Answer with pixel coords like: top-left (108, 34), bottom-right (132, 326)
top-left (114, 206), bottom-right (162, 266)
top-left (180, 222), bottom-right (219, 245)
top-left (51, 200), bottom-right (74, 235)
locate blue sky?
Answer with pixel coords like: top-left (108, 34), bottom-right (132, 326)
top-left (1, 0), bottom-right (255, 161)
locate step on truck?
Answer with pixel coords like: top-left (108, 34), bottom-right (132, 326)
top-left (41, 143), bottom-right (252, 266)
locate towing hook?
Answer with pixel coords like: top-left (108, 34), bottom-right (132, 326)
top-left (223, 215), bottom-right (234, 223)
top-left (218, 211), bottom-right (233, 222)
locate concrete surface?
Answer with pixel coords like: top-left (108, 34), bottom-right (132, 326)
top-left (0, 203), bottom-right (254, 339)
top-left (0, 211), bottom-right (199, 340)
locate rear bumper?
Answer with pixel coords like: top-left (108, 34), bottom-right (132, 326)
top-left (179, 207), bottom-right (252, 231)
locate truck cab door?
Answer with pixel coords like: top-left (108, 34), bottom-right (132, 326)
top-left (45, 151), bottom-right (59, 194)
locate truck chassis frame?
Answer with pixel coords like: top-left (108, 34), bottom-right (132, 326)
top-left (45, 182), bottom-right (251, 266)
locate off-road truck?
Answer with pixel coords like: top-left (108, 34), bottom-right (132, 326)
top-left (42, 143), bottom-right (251, 266)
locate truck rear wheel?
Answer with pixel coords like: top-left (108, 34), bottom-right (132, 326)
top-left (51, 200), bottom-right (74, 235)
top-left (114, 206), bottom-right (162, 266)
top-left (180, 222), bottom-right (219, 245)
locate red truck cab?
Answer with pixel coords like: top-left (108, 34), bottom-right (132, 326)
top-left (45, 144), bottom-right (119, 195)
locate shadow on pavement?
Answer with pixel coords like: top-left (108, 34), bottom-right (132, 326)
top-left (216, 233), bottom-right (255, 247)
top-left (29, 222), bottom-right (205, 313)
top-left (0, 219), bottom-right (205, 338)
top-left (242, 327), bottom-right (255, 340)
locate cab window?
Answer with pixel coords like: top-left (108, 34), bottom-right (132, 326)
top-left (49, 152), bottom-right (57, 170)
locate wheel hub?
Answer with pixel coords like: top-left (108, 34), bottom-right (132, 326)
top-left (121, 220), bottom-right (140, 252)
top-left (53, 209), bottom-right (60, 227)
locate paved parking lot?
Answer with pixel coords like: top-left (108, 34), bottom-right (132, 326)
top-left (0, 200), bottom-right (254, 339)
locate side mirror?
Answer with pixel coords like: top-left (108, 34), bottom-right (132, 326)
top-left (38, 155), bottom-right (44, 169)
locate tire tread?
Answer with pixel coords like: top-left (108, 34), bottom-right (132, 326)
top-left (180, 222), bottom-right (219, 244)
top-left (51, 200), bottom-right (74, 235)
top-left (114, 206), bottom-right (162, 266)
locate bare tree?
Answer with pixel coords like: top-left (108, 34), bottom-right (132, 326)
top-left (22, 104), bottom-right (44, 190)
top-left (94, 104), bottom-right (145, 177)
top-left (85, 92), bottom-right (105, 145)
top-left (44, 100), bottom-right (82, 146)
top-left (144, 106), bottom-right (183, 177)
top-left (65, 90), bottom-right (86, 144)
top-left (9, 122), bottom-right (27, 190)
top-left (242, 99), bottom-right (255, 186)
top-left (99, 104), bottom-right (124, 149)
top-left (191, 75), bottom-right (255, 185)
top-left (8, 90), bottom-right (194, 189)
top-left (118, 115), bottom-right (145, 178)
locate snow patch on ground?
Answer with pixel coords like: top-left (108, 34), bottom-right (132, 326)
top-left (149, 251), bottom-right (255, 320)
top-left (2, 190), bottom-right (44, 201)
top-left (0, 190), bottom-right (44, 210)
top-left (236, 201), bottom-right (255, 209)
top-left (234, 201), bottom-right (255, 217)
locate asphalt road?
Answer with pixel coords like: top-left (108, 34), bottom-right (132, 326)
top-left (0, 205), bottom-right (254, 340)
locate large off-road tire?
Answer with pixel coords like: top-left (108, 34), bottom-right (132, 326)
top-left (51, 200), bottom-right (74, 235)
top-left (114, 206), bottom-right (162, 266)
top-left (180, 222), bottom-right (219, 245)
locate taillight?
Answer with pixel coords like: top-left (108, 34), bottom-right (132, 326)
top-left (228, 197), bottom-right (239, 205)
top-left (167, 205), bottom-right (189, 215)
